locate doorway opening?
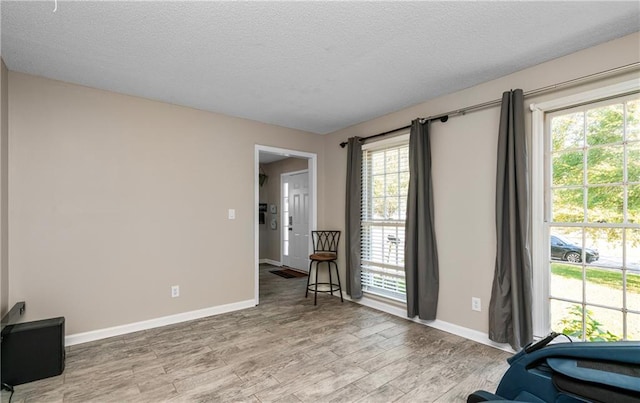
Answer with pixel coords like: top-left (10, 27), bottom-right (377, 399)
top-left (254, 145), bottom-right (317, 305)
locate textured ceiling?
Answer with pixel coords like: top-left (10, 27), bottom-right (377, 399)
top-left (2, 1), bottom-right (639, 134)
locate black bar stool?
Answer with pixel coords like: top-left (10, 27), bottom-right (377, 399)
top-left (306, 231), bottom-right (343, 305)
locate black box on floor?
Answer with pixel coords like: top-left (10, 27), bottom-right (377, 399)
top-left (1, 317), bottom-right (65, 386)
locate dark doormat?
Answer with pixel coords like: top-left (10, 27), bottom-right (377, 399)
top-left (270, 268), bottom-right (307, 279)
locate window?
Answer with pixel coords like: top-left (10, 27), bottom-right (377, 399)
top-left (540, 91), bottom-right (639, 341)
top-left (360, 135), bottom-right (409, 301)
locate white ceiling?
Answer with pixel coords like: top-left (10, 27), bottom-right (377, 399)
top-left (2, 1), bottom-right (639, 134)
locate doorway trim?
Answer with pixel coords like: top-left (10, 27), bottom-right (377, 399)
top-left (254, 145), bottom-right (317, 305)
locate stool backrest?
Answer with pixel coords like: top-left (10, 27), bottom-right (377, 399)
top-left (311, 231), bottom-right (341, 254)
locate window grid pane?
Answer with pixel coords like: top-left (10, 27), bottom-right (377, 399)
top-left (548, 95), bottom-right (640, 341)
top-left (361, 143), bottom-right (409, 301)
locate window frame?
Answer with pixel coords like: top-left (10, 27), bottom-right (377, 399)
top-left (360, 132), bottom-right (410, 302)
top-left (530, 79), bottom-right (640, 339)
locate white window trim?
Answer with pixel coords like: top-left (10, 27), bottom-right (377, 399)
top-left (360, 131), bottom-right (410, 302)
top-left (529, 79), bottom-right (640, 338)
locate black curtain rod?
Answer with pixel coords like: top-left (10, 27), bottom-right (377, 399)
top-left (338, 115), bottom-right (449, 148)
top-left (339, 62), bottom-right (640, 148)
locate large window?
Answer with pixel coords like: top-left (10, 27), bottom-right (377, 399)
top-left (360, 136), bottom-right (409, 301)
top-left (543, 93), bottom-right (639, 341)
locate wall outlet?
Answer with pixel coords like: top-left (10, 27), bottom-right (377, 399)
top-left (471, 297), bottom-right (481, 312)
top-left (171, 285), bottom-right (180, 298)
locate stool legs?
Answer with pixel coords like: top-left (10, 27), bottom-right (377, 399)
top-left (333, 261), bottom-right (344, 302)
top-left (328, 261), bottom-right (334, 296)
top-left (305, 260), bottom-right (313, 298)
top-left (314, 261), bottom-right (319, 305)
top-left (305, 259), bottom-right (343, 305)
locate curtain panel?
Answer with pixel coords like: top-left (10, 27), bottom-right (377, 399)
top-left (405, 119), bottom-right (439, 320)
top-left (488, 89), bottom-right (533, 350)
top-left (345, 137), bottom-right (363, 299)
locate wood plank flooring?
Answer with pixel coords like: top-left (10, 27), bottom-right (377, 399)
top-left (2, 264), bottom-right (511, 402)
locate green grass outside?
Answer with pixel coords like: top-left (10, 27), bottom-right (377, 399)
top-left (552, 263), bottom-right (640, 294)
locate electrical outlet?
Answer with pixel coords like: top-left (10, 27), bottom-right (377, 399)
top-left (472, 297), bottom-right (481, 312)
top-left (171, 285), bottom-right (180, 298)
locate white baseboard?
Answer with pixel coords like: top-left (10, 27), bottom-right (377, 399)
top-left (421, 318), bottom-right (515, 353)
top-left (259, 259), bottom-right (281, 266)
top-left (341, 294), bottom-right (514, 353)
top-left (65, 299), bottom-right (256, 346)
top-left (68, 290), bottom-right (513, 353)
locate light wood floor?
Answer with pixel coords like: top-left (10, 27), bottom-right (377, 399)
top-left (3, 264), bottom-right (511, 402)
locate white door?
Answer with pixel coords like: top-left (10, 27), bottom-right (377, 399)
top-left (282, 172), bottom-right (309, 271)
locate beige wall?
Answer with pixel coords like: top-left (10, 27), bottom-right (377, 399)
top-left (258, 157), bottom-right (309, 262)
top-left (8, 72), bottom-right (324, 334)
top-left (323, 32), bottom-right (640, 334)
top-left (1, 59), bottom-right (8, 317)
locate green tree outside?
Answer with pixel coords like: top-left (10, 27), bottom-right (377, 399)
top-left (551, 99), bottom-right (640, 245)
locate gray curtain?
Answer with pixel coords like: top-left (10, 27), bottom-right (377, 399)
top-left (345, 137), bottom-right (363, 299)
top-left (405, 120), bottom-right (439, 320)
top-left (488, 89), bottom-right (533, 350)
